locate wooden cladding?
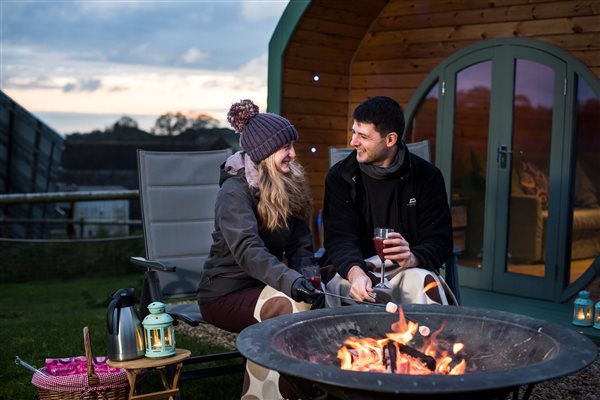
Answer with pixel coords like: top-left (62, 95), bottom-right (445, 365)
top-left (379, 1), bottom-right (600, 24)
top-left (279, 0), bottom-right (600, 211)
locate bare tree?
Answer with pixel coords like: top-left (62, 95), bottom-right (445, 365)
top-left (152, 112), bottom-right (220, 135)
top-left (111, 116), bottom-right (139, 130)
top-left (152, 112), bottom-right (188, 136)
top-left (188, 113), bottom-right (219, 130)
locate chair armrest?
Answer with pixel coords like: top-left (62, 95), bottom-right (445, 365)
top-left (130, 256), bottom-right (177, 272)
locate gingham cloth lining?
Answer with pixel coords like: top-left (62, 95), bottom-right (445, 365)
top-left (32, 369), bottom-right (128, 392)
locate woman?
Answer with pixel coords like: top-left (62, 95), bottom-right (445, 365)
top-left (197, 99), bottom-right (323, 399)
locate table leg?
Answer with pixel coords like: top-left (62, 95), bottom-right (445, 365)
top-left (157, 366), bottom-right (170, 390)
top-left (157, 363), bottom-right (183, 400)
top-left (171, 362), bottom-right (183, 390)
top-left (126, 368), bottom-right (143, 399)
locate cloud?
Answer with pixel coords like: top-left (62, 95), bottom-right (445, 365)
top-left (238, 52), bottom-right (268, 78)
top-left (5, 61), bottom-right (268, 119)
top-left (2, 1), bottom-right (284, 70)
top-left (179, 47), bottom-right (209, 65)
top-left (3, 76), bottom-right (59, 90)
top-left (241, 1), bottom-right (288, 22)
top-left (62, 78), bottom-right (102, 93)
top-left (1, 1), bottom-right (288, 134)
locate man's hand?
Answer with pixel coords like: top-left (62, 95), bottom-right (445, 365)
top-left (347, 265), bottom-right (375, 302)
top-left (383, 232), bottom-right (421, 269)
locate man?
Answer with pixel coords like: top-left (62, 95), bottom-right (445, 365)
top-left (322, 96), bottom-right (455, 305)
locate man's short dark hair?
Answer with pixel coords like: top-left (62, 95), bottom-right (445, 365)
top-left (352, 96), bottom-right (405, 138)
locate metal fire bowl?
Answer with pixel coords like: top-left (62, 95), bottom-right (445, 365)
top-left (236, 305), bottom-right (598, 400)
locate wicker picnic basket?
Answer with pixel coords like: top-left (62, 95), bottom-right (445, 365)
top-left (32, 327), bottom-right (129, 400)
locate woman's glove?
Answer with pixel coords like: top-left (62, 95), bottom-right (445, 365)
top-left (291, 277), bottom-right (324, 308)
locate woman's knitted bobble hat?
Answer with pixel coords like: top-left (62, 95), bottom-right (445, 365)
top-left (227, 99), bottom-right (298, 163)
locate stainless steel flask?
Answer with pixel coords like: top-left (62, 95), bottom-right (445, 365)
top-left (106, 287), bottom-right (145, 361)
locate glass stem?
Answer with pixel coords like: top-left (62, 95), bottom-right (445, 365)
top-left (380, 261), bottom-right (385, 286)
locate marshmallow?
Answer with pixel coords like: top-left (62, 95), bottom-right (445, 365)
top-left (419, 325), bottom-right (431, 336)
top-left (385, 302), bottom-right (398, 313)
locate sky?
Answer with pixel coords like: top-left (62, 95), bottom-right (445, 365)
top-left (1, 0), bottom-right (289, 135)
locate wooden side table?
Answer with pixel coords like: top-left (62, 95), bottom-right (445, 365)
top-left (108, 348), bottom-right (191, 400)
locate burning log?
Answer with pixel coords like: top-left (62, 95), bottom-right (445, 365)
top-left (398, 343), bottom-right (436, 371)
top-left (338, 306), bottom-right (465, 375)
top-left (383, 342), bottom-right (436, 372)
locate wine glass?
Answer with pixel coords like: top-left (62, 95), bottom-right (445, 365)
top-left (300, 257), bottom-right (321, 289)
top-left (373, 228), bottom-right (394, 289)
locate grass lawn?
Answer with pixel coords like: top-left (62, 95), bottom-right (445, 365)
top-left (1, 273), bottom-right (242, 399)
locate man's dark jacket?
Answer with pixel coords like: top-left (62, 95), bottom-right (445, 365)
top-left (322, 147), bottom-right (453, 279)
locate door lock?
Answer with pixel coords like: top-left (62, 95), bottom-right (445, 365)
top-left (497, 145), bottom-right (513, 169)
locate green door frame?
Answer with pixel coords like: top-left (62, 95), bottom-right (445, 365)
top-left (266, 0), bottom-right (311, 114)
top-left (405, 37), bottom-right (599, 302)
top-left (489, 46), bottom-right (567, 300)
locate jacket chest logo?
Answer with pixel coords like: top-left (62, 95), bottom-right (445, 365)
top-left (407, 197), bottom-right (417, 207)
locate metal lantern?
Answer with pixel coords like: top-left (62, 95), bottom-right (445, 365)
top-left (572, 290), bottom-right (593, 327)
top-left (142, 301), bottom-right (176, 357)
top-left (594, 301), bottom-right (600, 330)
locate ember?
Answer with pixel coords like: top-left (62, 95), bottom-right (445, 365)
top-left (337, 307), bottom-right (466, 375)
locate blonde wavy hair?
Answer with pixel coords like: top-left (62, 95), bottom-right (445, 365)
top-left (257, 155), bottom-right (312, 231)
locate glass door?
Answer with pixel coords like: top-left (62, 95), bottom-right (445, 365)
top-left (442, 46), bottom-right (566, 299)
top-left (491, 47), bottom-right (566, 299)
top-left (404, 38), bottom-right (600, 301)
top-left (440, 49), bottom-right (495, 291)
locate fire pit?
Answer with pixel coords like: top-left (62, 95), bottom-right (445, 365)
top-left (236, 305), bottom-right (597, 400)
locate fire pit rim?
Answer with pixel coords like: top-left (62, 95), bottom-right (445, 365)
top-left (236, 304), bottom-right (598, 396)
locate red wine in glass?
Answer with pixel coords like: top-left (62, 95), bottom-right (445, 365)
top-left (307, 276), bottom-right (321, 287)
top-left (301, 263), bottom-right (321, 288)
top-left (373, 228), bottom-right (394, 289)
top-left (374, 237), bottom-right (385, 263)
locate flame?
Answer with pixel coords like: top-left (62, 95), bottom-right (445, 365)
top-left (337, 307), bottom-right (467, 375)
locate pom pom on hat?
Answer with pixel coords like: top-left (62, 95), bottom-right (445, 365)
top-left (227, 99), bottom-right (299, 163)
top-left (227, 99), bottom-right (259, 133)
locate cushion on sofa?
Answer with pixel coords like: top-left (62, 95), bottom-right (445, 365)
top-left (519, 160), bottom-right (549, 210)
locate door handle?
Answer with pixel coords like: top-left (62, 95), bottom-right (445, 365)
top-left (497, 145), bottom-right (512, 169)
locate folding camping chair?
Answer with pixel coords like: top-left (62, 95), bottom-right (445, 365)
top-left (326, 140), bottom-right (461, 304)
top-left (130, 149), bottom-right (245, 383)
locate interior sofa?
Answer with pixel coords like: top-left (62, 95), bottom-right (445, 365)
top-left (509, 194), bottom-right (600, 263)
top-left (508, 160), bottom-right (600, 263)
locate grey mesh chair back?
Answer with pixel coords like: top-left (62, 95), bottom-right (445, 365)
top-left (329, 147), bottom-right (353, 167)
top-left (407, 139), bottom-right (431, 162)
top-left (137, 149), bottom-right (231, 299)
top-left (132, 148), bottom-right (244, 384)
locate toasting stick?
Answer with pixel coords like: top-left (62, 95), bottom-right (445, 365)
top-left (315, 290), bottom-right (399, 313)
top-left (15, 356), bottom-right (48, 376)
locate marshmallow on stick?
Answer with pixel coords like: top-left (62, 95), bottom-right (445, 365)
top-left (385, 302), bottom-right (398, 313)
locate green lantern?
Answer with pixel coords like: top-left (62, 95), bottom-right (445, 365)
top-left (594, 301), bottom-right (600, 330)
top-left (572, 290), bottom-right (593, 327)
top-left (142, 302), bottom-right (176, 357)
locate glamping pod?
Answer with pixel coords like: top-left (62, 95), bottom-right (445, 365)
top-left (268, 0), bottom-right (600, 312)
